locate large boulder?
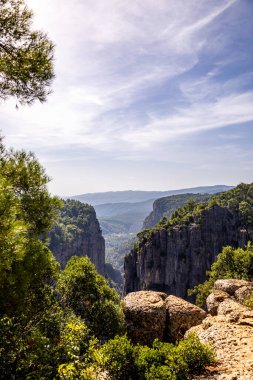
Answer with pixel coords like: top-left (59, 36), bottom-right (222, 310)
top-left (123, 291), bottom-right (167, 345)
top-left (165, 295), bottom-right (206, 341)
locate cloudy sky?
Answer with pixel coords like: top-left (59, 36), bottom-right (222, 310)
top-left (1, 0), bottom-right (253, 195)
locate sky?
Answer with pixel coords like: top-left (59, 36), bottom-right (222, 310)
top-left (1, 0), bottom-right (253, 196)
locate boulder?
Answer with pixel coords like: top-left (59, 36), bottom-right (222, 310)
top-left (214, 279), bottom-right (253, 296)
top-left (165, 295), bottom-right (206, 341)
top-left (123, 291), bottom-right (167, 345)
top-left (234, 285), bottom-right (253, 303)
top-left (206, 290), bottom-right (230, 316)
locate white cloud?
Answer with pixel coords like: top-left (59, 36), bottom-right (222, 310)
top-left (2, 0), bottom-right (252, 193)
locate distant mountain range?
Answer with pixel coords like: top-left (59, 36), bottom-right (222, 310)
top-left (69, 185), bottom-right (233, 206)
top-left (68, 185), bottom-right (233, 234)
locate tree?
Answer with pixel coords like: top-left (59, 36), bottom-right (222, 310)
top-left (0, 0), bottom-right (54, 105)
top-left (0, 137), bottom-right (61, 316)
top-left (56, 256), bottom-right (125, 339)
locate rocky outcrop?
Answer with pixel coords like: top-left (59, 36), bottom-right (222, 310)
top-left (166, 295), bottom-right (206, 341)
top-left (214, 278), bottom-right (253, 296)
top-left (143, 193), bottom-right (210, 229)
top-left (188, 279), bottom-right (253, 379)
top-left (125, 203), bottom-right (253, 298)
top-left (123, 291), bottom-right (167, 345)
top-left (49, 200), bottom-right (105, 275)
top-left (123, 291), bottom-right (205, 345)
top-left (206, 291), bottom-right (230, 316)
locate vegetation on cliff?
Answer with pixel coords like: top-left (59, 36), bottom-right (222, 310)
top-left (143, 193), bottom-right (210, 229)
top-left (133, 183), bottom-right (253, 250)
top-left (49, 199), bottom-right (105, 272)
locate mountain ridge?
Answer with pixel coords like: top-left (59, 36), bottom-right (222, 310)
top-left (68, 185), bottom-right (233, 206)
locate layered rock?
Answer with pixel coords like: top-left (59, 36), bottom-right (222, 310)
top-left (125, 203), bottom-right (253, 298)
top-left (188, 279), bottom-right (253, 379)
top-left (123, 290), bottom-right (205, 345)
top-left (49, 199), bottom-right (105, 275)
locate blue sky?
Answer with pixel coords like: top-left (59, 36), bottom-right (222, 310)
top-left (1, 0), bottom-right (253, 195)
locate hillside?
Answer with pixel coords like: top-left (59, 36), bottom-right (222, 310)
top-left (143, 193), bottom-right (211, 229)
top-left (49, 199), bottom-right (105, 275)
top-left (96, 199), bottom-right (154, 234)
top-left (69, 185), bottom-right (232, 205)
top-left (125, 183), bottom-right (253, 297)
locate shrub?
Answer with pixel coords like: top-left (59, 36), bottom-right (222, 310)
top-left (56, 256), bottom-right (125, 339)
top-left (98, 335), bottom-right (136, 380)
top-left (189, 243), bottom-right (253, 306)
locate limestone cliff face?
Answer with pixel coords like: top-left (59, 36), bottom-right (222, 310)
top-left (125, 204), bottom-right (253, 297)
top-left (49, 200), bottom-right (105, 275)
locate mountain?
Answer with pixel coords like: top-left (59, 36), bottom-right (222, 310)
top-left (69, 185), bottom-right (233, 205)
top-left (143, 193), bottom-right (211, 229)
top-left (95, 199), bottom-right (155, 234)
top-left (125, 183), bottom-right (253, 298)
top-left (48, 199), bottom-right (105, 275)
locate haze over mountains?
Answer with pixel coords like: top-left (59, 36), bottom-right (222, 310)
top-left (69, 185), bottom-right (233, 235)
top-left (69, 185), bottom-right (233, 206)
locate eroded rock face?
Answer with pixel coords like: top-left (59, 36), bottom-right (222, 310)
top-left (123, 291), bottom-right (206, 345)
top-left (188, 281), bottom-right (253, 379)
top-left (123, 291), bottom-right (167, 345)
top-left (214, 279), bottom-right (253, 296)
top-left (165, 295), bottom-right (206, 341)
top-left (206, 291), bottom-right (230, 316)
top-left (49, 201), bottom-right (105, 275)
top-left (125, 205), bottom-right (253, 298)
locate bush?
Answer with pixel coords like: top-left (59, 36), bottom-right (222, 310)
top-left (189, 243), bottom-right (253, 306)
top-left (98, 335), bottom-right (136, 380)
top-left (56, 256), bottom-right (125, 339)
top-left (97, 334), bottom-right (215, 380)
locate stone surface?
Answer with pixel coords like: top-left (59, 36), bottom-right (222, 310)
top-left (165, 295), bottom-right (206, 340)
top-left (206, 291), bottom-right (230, 316)
top-left (125, 205), bottom-right (253, 298)
top-left (214, 279), bottom-right (253, 296)
top-left (123, 291), bottom-right (167, 345)
top-left (188, 294), bottom-right (253, 379)
top-left (234, 285), bottom-right (253, 303)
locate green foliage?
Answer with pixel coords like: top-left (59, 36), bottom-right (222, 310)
top-left (0, 139), bottom-right (61, 316)
top-left (244, 291), bottom-right (253, 309)
top-left (189, 243), bottom-right (253, 306)
top-left (98, 334), bottom-right (215, 380)
top-left (49, 199), bottom-right (98, 267)
top-left (98, 335), bottom-right (136, 380)
top-left (56, 256), bottom-right (125, 339)
top-left (133, 183), bottom-right (253, 258)
top-left (0, 0), bottom-right (54, 104)
top-left (143, 193), bottom-right (210, 229)
top-left (0, 308), bottom-right (96, 379)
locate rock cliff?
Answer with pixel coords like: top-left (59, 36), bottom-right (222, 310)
top-left (125, 184), bottom-right (253, 297)
top-left (49, 199), bottom-right (105, 275)
top-left (143, 193), bottom-right (210, 229)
